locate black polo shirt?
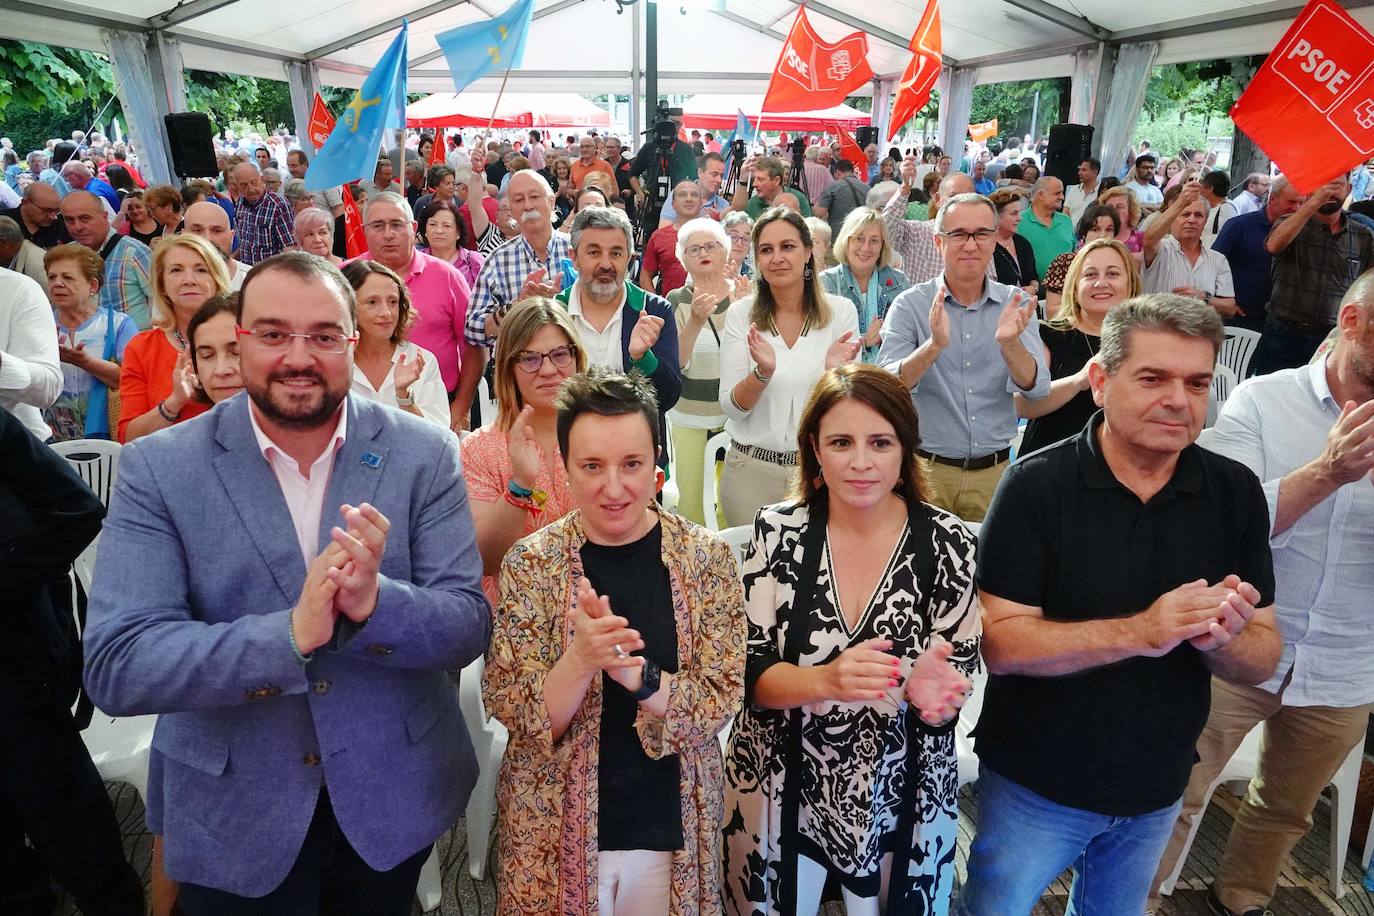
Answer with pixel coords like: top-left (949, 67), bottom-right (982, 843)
top-left (0, 205), bottom-right (69, 249)
top-left (974, 411), bottom-right (1274, 816)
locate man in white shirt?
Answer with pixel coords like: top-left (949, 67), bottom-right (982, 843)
top-left (0, 267), bottom-right (61, 440)
top-left (1148, 271), bottom-right (1374, 916)
top-left (286, 150), bottom-right (345, 218)
top-left (1231, 172), bottom-right (1270, 217)
top-left (1125, 155), bottom-right (1165, 215)
top-left (1062, 157), bottom-right (1102, 224)
top-left (183, 201), bottom-right (249, 291)
top-left (1142, 183), bottom-right (1237, 320)
top-left (1197, 170), bottom-right (1236, 246)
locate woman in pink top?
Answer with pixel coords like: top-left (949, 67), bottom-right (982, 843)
top-left (460, 297), bottom-right (587, 604)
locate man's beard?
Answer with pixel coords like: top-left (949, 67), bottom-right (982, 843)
top-left (247, 369), bottom-right (347, 431)
top-left (585, 276), bottom-right (621, 299)
top-left (1319, 200), bottom-right (1343, 215)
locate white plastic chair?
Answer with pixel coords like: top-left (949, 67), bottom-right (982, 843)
top-left (1206, 364), bottom-right (1239, 428)
top-left (1158, 723), bottom-right (1366, 900)
top-left (700, 430), bottom-right (731, 532)
top-left (955, 667), bottom-right (987, 789)
top-left (415, 847), bottom-right (443, 911)
top-left (81, 711), bottom-right (156, 803)
top-left (458, 655), bottom-right (508, 880)
top-left (718, 524), bottom-right (751, 570)
top-left (1219, 327), bottom-right (1262, 382)
top-left (50, 438), bottom-right (122, 507)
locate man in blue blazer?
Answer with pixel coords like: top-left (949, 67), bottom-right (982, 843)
top-left (555, 205), bottom-right (681, 469)
top-left (83, 252), bottom-right (491, 914)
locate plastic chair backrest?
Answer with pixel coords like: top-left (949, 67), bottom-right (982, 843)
top-left (700, 430), bottom-right (731, 532)
top-left (50, 439), bottom-right (123, 507)
top-left (1219, 327), bottom-right (1261, 382)
top-left (718, 525), bottom-right (751, 570)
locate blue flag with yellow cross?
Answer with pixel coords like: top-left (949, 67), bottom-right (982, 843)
top-left (434, 0), bottom-right (536, 93)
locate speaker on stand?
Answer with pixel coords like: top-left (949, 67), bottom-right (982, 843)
top-left (163, 112), bottom-right (219, 179)
top-left (1044, 123), bottom-right (1094, 188)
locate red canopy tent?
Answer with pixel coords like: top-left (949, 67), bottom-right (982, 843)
top-left (679, 94), bottom-right (871, 132)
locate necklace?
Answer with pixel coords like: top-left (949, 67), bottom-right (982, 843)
top-left (172, 329), bottom-right (188, 351)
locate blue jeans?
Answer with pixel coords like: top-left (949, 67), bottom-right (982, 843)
top-left (956, 766), bottom-right (1182, 916)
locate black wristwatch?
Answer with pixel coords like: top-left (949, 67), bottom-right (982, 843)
top-left (630, 658), bottom-right (661, 702)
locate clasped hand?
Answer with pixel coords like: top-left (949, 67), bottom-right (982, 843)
top-left (826, 636), bottom-right (972, 726)
top-left (292, 503), bottom-right (391, 654)
top-left (568, 577), bottom-right (645, 688)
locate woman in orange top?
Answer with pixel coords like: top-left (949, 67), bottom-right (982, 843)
top-left (118, 233), bottom-right (231, 442)
top-left (459, 296), bottom-right (587, 605)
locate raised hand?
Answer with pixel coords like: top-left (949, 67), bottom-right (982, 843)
top-left (520, 267), bottom-right (562, 301)
top-left (58, 336), bottom-right (89, 367)
top-left (928, 284), bottom-right (951, 349)
top-left (165, 348), bottom-right (198, 414)
top-left (568, 576), bottom-right (645, 678)
top-left (1188, 574), bottom-right (1262, 653)
top-left (900, 157), bottom-right (917, 189)
top-left (291, 546), bottom-right (343, 655)
top-left (825, 330), bottom-right (860, 369)
top-left (1316, 399), bottom-right (1374, 486)
top-left (731, 271), bottom-right (754, 301)
top-left (628, 311), bottom-right (665, 360)
top-left (825, 637), bottom-right (901, 703)
top-left (689, 288), bottom-right (719, 324)
top-left (994, 289), bottom-right (1036, 345)
top-left (862, 317), bottom-right (884, 348)
top-left (747, 324), bottom-right (776, 378)
top-left (393, 350), bottom-right (423, 398)
top-left (506, 404), bottom-right (542, 490)
top-left (904, 637), bottom-right (973, 726)
top-left (325, 502), bottom-right (390, 624)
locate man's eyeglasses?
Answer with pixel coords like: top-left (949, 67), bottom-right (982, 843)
top-left (513, 344), bottom-right (576, 374)
top-left (366, 220), bottom-right (412, 236)
top-left (685, 242), bottom-right (723, 258)
top-left (236, 326), bottom-right (358, 354)
top-left (940, 228), bottom-right (997, 246)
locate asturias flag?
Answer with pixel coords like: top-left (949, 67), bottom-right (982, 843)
top-left (435, 0), bottom-right (536, 95)
top-left (305, 22), bottom-right (408, 191)
top-left (721, 109), bottom-right (756, 172)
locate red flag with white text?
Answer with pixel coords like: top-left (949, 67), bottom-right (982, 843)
top-left (307, 93), bottom-right (336, 151)
top-left (763, 8), bottom-right (874, 113)
top-left (341, 184), bottom-right (367, 259)
top-left (888, 0), bottom-right (942, 141)
top-left (1229, 0), bottom-right (1374, 193)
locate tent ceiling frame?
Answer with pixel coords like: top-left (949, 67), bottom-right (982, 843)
top-left (306, 0), bottom-right (471, 60)
top-left (406, 0), bottom-right (587, 68)
top-left (150, 0), bottom-right (240, 28)
top-left (1002, 0), bottom-right (1108, 41)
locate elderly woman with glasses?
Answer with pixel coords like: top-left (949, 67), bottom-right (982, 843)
top-left (460, 296), bottom-right (586, 604)
top-left (821, 207), bottom-right (911, 363)
top-left (722, 210), bottom-right (755, 279)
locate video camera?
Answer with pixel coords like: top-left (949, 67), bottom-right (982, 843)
top-left (652, 103), bottom-right (684, 150)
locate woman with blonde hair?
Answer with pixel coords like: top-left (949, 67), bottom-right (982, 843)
top-left (460, 296), bottom-right (586, 604)
top-left (724, 363), bottom-right (979, 915)
top-left (1096, 186), bottom-right (1145, 266)
top-left (118, 232), bottom-right (230, 442)
top-left (718, 208), bottom-right (860, 526)
top-left (821, 206), bottom-right (911, 363)
top-left (1015, 237), bottom-right (1141, 454)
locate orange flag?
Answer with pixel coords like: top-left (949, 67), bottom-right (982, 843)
top-left (763, 8), bottom-right (874, 113)
top-left (429, 129), bottom-right (447, 166)
top-left (888, 0), bottom-right (942, 141)
top-left (341, 184), bottom-right (367, 259)
top-left (832, 122), bottom-right (867, 175)
top-left (969, 119), bottom-right (999, 142)
top-left (307, 93), bottom-right (335, 151)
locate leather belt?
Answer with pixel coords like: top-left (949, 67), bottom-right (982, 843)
top-left (918, 448), bottom-right (1011, 471)
top-left (731, 441), bottom-right (800, 467)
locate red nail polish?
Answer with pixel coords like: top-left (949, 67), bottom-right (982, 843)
top-left (888, 678), bottom-right (898, 687)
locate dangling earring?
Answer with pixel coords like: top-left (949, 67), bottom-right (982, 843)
top-left (813, 468), bottom-right (825, 489)
top-left (803, 264), bottom-right (814, 280)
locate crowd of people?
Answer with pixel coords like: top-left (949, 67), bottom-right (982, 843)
top-left (2, 117), bottom-right (1374, 916)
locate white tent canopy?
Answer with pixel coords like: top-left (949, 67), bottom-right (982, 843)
top-left (6, 0), bottom-right (1373, 184)
top-left (405, 92), bottom-right (610, 129)
top-left (679, 94), bottom-right (870, 131)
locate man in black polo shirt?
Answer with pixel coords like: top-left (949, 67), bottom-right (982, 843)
top-left (956, 294), bottom-right (1280, 916)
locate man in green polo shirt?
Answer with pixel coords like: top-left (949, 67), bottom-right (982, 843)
top-left (1017, 177), bottom-right (1075, 282)
top-left (730, 155), bottom-right (812, 220)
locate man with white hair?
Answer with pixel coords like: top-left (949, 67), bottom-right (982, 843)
top-left (1143, 183), bottom-right (1238, 318)
top-left (184, 200), bottom-right (249, 291)
top-left (230, 161), bottom-right (293, 264)
top-left (358, 191), bottom-right (486, 429)
top-left (466, 170), bottom-right (573, 350)
top-left (59, 190), bottom-right (152, 328)
top-left (1232, 172), bottom-right (1270, 217)
top-left (801, 143), bottom-right (835, 200)
top-left (59, 161), bottom-right (119, 216)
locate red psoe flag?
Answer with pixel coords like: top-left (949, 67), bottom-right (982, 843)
top-left (888, 0), bottom-right (942, 141)
top-left (833, 122), bottom-right (867, 174)
top-left (763, 8), bottom-right (875, 113)
top-left (307, 93), bottom-right (336, 152)
top-left (1230, 0), bottom-right (1374, 193)
top-left (341, 183), bottom-right (367, 259)
top-left (429, 129), bottom-right (447, 166)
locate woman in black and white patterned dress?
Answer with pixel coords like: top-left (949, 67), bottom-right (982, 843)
top-left (722, 363), bottom-right (981, 916)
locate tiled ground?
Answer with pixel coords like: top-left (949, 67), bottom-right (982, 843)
top-left (52, 778), bottom-right (1374, 915)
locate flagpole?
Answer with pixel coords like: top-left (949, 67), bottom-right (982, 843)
top-left (485, 63), bottom-right (516, 136)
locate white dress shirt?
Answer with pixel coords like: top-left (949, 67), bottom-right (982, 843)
top-left (349, 340), bottom-right (450, 429)
top-left (0, 268), bottom-right (61, 440)
top-left (1143, 235), bottom-right (1235, 299)
top-left (248, 400), bottom-right (348, 564)
top-left (566, 283), bottom-right (626, 372)
top-left (1062, 181), bottom-right (1100, 224)
top-left (1199, 358), bottom-right (1374, 707)
top-left (718, 293), bottom-right (859, 452)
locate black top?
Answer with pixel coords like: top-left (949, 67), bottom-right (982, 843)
top-left (992, 233), bottom-right (1038, 288)
top-left (126, 223), bottom-right (164, 247)
top-left (1020, 325), bottom-right (1101, 456)
top-left (581, 522), bottom-right (683, 851)
top-left (974, 413), bottom-right (1275, 816)
top-left (0, 205), bottom-right (69, 249)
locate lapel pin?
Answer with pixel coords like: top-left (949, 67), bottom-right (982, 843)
top-left (361, 452), bottom-right (383, 468)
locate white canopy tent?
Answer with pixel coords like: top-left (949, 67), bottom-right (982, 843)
top-left (405, 92), bottom-right (611, 129)
top-left (679, 94), bottom-right (871, 131)
top-left (5, 0), bottom-right (1374, 184)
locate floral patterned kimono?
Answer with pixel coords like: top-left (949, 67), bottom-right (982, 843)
top-left (722, 499), bottom-right (981, 916)
top-left (483, 506), bottom-right (746, 914)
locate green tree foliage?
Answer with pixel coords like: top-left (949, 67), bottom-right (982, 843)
top-left (969, 79), bottom-right (1065, 140)
top-left (0, 40), bottom-right (120, 151)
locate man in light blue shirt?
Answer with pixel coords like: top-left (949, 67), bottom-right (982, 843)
top-left (877, 191), bottom-right (1051, 521)
top-left (1147, 270), bottom-right (1374, 916)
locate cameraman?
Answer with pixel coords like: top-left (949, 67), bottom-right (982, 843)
top-left (629, 107), bottom-right (698, 224)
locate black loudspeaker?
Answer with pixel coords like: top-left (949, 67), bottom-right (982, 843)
top-left (164, 112), bottom-right (218, 178)
top-left (1044, 123), bottom-right (1093, 187)
top-left (854, 126), bottom-right (878, 149)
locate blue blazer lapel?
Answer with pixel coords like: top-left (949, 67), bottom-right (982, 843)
top-left (210, 396), bottom-right (307, 604)
top-left (315, 397), bottom-right (388, 554)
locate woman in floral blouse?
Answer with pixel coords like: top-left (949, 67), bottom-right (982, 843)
top-left (484, 368), bottom-right (745, 914)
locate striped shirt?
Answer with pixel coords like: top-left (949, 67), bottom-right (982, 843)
top-left (1199, 358), bottom-right (1374, 707)
top-left (233, 191), bottom-right (295, 264)
top-left (465, 231), bottom-right (572, 348)
top-left (97, 231), bottom-right (153, 330)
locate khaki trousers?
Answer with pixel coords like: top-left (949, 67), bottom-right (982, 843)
top-left (670, 424), bottom-right (724, 528)
top-left (920, 459), bottom-right (1007, 523)
top-left (719, 446), bottom-right (797, 529)
top-left (1148, 676), bottom-right (1372, 912)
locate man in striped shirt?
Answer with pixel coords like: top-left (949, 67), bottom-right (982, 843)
top-left (1149, 271), bottom-right (1374, 916)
